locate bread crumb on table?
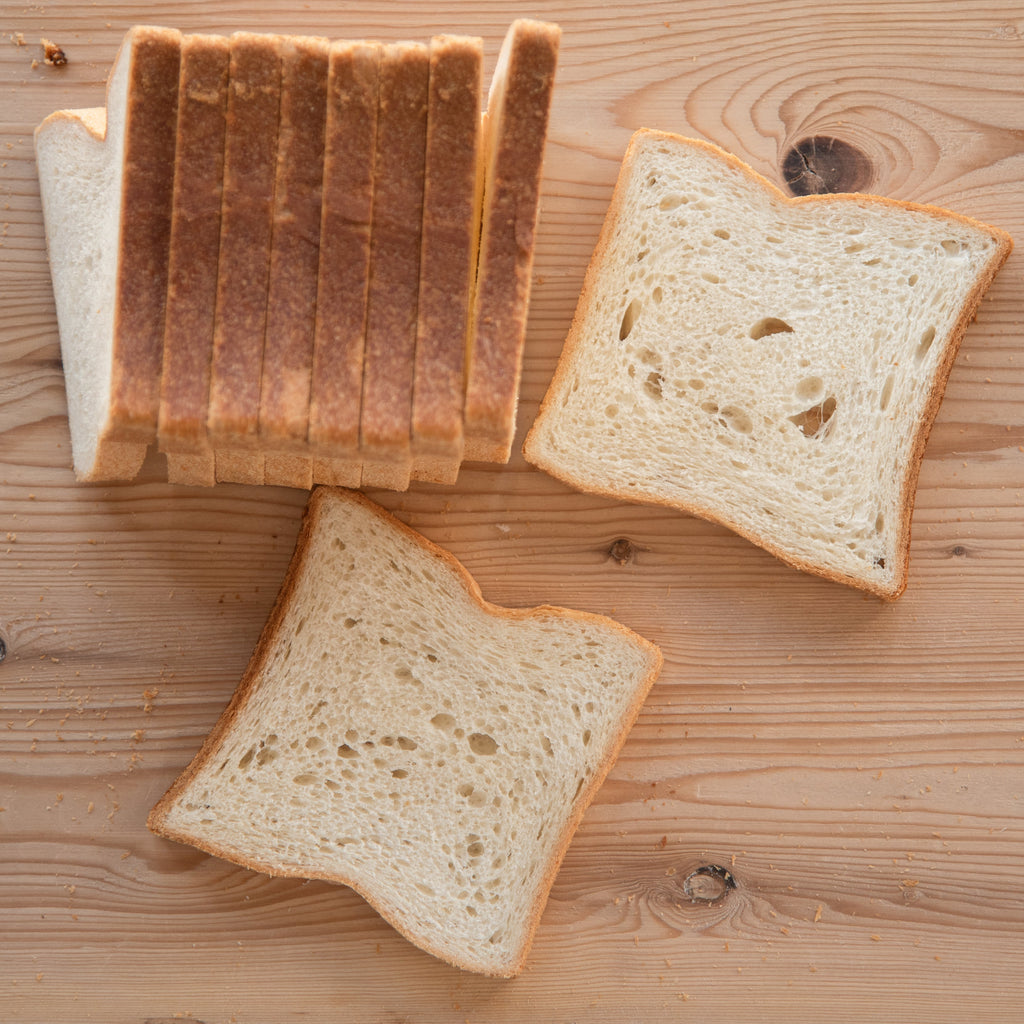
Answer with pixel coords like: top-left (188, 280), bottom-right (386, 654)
top-left (40, 38), bottom-right (67, 65)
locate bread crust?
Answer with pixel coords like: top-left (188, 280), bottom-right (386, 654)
top-left (259, 36), bottom-right (330, 492)
top-left (463, 20), bottom-right (560, 464)
top-left (524, 129), bottom-right (1013, 600)
top-left (358, 43), bottom-right (430, 490)
top-left (207, 32), bottom-right (282, 484)
top-left (409, 35), bottom-right (484, 485)
top-left (308, 40), bottom-right (382, 488)
top-left (148, 485), bottom-right (663, 976)
top-left (159, 34), bottom-right (231, 486)
top-left (106, 26), bottom-right (182, 444)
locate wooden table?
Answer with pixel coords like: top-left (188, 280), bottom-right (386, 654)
top-left (3, 2), bottom-right (1023, 1020)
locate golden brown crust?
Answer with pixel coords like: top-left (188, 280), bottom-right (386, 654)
top-left (524, 129), bottom-right (1014, 600)
top-left (106, 26), bottom-right (182, 444)
top-left (409, 35), bottom-right (484, 485)
top-left (307, 40), bottom-right (381, 489)
top-left (358, 43), bottom-right (430, 489)
top-left (158, 34), bottom-right (231, 486)
top-left (463, 20), bottom-right (560, 464)
top-left (259, 36), bottom-right (329, 472)
top-left (148, 485), bottom-right (663, 975)
top-left (207, 32), bottom-right (281, 457)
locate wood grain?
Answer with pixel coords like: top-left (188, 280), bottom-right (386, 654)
top-left (2, 1), bottom-right (1024, 1021)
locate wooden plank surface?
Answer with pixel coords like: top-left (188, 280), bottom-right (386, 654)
top-left (2, 1), bottom-right (1023, 1021)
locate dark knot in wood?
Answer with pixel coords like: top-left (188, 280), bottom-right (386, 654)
top-left (952, 545), bottom-right (967, 558)
top-left (609, 538), bottom-right (637, 565)
top-left (0, 634), bottom-right (5, 663)
top-left (682, 864), bottom-right (737, 903)
top-left (782, 136), bottom-right (872, 196)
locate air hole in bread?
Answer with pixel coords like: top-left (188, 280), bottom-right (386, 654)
top-left (749, 317), bottom-right (794, 340)
top-left (796, 376), bottom-right (825, 402)
top-left (652, 285), bottom-right (663, 304)
top-left (658, 192), bottom-right (686, 211)
top-left (875, 512), bottom-right (885, 534)
top-left (337, 744), bottom-right (359, 759)
top-left (468, 732), bottom-right (498, 755)
top-left (788, 396), bottom-right (837, 438)
top-left (605, 404), bottom-right (619, 418)
top-left (644, 372), bottom-right (664, 400)
top-left (844, 242), bottom-right (865, 254)
top-left (863, 257), bottom-right (882, 267)
top-left (431, 713), bottom-right (456, 732)
top-left (619, 298), bottom-right (642, 340)
top-left (907, 273), bottom-right (918, 286)
top-left (915, 326), bottom-right (936, 363)
top-left (293, 773), bottom-right (317, 785)
top-left (713, 228), bottom-right (730, 240)
top-left (391, 769), bottom-right (408, 779)
top-left (718, 405), bottom-right (754, 435)
top-left (941, 239), bottom-right (962, 256)
top-left (343, 617), bottom-right (358, 629)
top-left (701, 271), bottom-right (721, 284)
top-left (879, 374), bottom-right (895, 411)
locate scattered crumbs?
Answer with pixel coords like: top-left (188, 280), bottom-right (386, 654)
top-left (35, 973), bottom-right (43, 982)
top-left (131, 729), bottom-right (145, 742)
top-left (870, 934), bottom-right (882, 942)
top-left (55, 793), bottom-right (63, 803)
top-left (634, 934), bottom-right (640, 946)
top-left (64, 884), bottom-right (76, 895)
top-left (779, 926), bottom-right (790, 935)
top-left (41, 38), bottom-right (67, 66)
top-left (814, 904), bottom-right (823, 923)
top-left (730, 853), bottom-right (736, 866)
top-left (120, 851), bottom-right (130, 860)
top-left (143, 688), bottom-right (159, 712)
top-left (934, 955), bottom-right (942, 961)
top-left (14, 32), bottom-right (26, 45)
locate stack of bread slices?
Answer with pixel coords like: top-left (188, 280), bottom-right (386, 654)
top-left (35, 20), bottom-right (560, 490)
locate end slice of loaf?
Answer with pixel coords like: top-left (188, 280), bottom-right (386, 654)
top-left (358, 42), bottom-right (430, 491)
top-left (408, 35), bottom-right (484, 486)
top-left (35, 25), bottom-right (182, 481)
top-left (309, 40), bottom-right (383, 489)
top-left (159, 33), bottom-right (231, 487)
top-left (462, 20), bottom-right (560, 465)
top-left (524, 129), bottom-right (1013, 599)
top-left (147, 486), bottom-right (662, 976)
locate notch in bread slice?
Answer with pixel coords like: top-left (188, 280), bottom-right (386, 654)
top-left (147, 486), bottom-right (662, 976)
top-left (309, 40), bottom-right (383, 489)
top-left (36, 25), bottom-right (181, 481)
top-left (159, 33), bottom-right (231, 487)
top-left (358, 42), bottom-right (430, 491)
top-left (524, 129), bottom-right (1013, 599)
top-left (260, 35), bottom-right (330, 490)
top-left (408, 35), bottom-right (484, 485)
top-left (208, 32), bottom-right (283, 486)
top-left (462, 19), bottom-right (560, 465)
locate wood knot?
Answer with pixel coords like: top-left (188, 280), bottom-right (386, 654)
top-left (951, 544), bottom-right (968, 558)
top-left (609, 538), bottom-right (637, 565)
top-left (0, 635), bottom-right (6, 663)
top-left (782, 136), bottom-right (872, 196)
top-left (682, 864), bottom-right (737, 903)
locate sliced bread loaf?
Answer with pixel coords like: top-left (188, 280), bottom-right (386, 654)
top-left (523, 129), bottom-right (1013, 599)
top-left (159, 33), bottom-right (231, 487)
top-left (462, 20), bottom-right (560, 464)
top-left (358, 42), bottom-right (430, 491)
top-left (208, 32), bottom-right (283, 486)
top-left (35, 25), bottom-right (182, 481)
top-left (408, 35), bottom-right (484, 485)
top-left (148, 486), bottom-right (662, 976)
top-left (308, 40), bottom-right (383, 489)
top-left (260, 35), bottom-right (330, 490)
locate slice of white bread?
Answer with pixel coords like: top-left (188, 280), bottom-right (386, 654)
top-left (208, 32), bottom-right (283, 486)
top-left (159, 33), bottom-right (231, 487)
top-left (35, 25), bottom-right (182, 481)
top-left (462, 20), bottom-right (560, 464)
top-left (358, 42), bottom-right (430, 490)
top-left (408, 35), bottom-right (484, 485)
top-left (524, 129), bottom-right (1013, 599)
top-left (308, 40), bottom-right (382, 489)
top-left (147, 486), bottom-right (662, 976)
top-left (260, 35), bottom-right (330, 490)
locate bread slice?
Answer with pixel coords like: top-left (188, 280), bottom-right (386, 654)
top-left (308, 41), bottom-right (382, 489)
top-left (159, 33), bottom-right (231, 487)
top-left (358, 42), bottom-right (430, 491)
top-left (524, 130), bottom-right (1013, 599)
top-left (408, 35), bottom-right (484, 485)
top-left (35, 25), bottom-right (182, 481)
top-left (208, 32), bottom-right (283, 486)
top-left (259, 35), bottom-right (330, 490)
top-left (462, 20), bottom-right (560, 464)
top-left (147, 486), bottom-right (662, 976)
